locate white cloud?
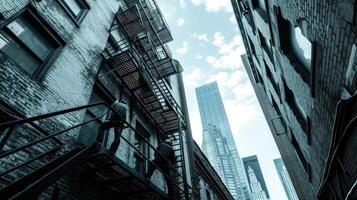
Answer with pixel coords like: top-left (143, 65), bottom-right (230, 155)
top-left (190, 32), bottom-right (209, 42)
top-left (195, 54), bottom-right (204, 60)
top-left (212, 32), bottom-right (224, 46)
top-left (229, 14), bottom-right (237, 24)
top-left (183, 67), bottom-right (206, 89)
top-left (206, 32), bottom-right (245, 69)
top-left (177, 18), bottom-right (185, 27)
top-left (190, 0), bottom-right (233, 13)
top-left (176, 41), bottom-right (189, 55)
top-left (179, 0), bottom-right (186, 8)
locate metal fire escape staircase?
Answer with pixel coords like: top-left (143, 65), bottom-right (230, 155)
top-left (100, 1), bottom-right (194, 198)
top-left (0, 103), bottom-right (194, 199)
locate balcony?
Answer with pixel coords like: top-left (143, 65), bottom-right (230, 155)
top-left (115, 4), bottom-right (179, 79)
top-left (102, 35), bottom-right (186, 135)
top-left (0, 103), bottom-right (194, 199)
top-left (123, 0), bottom-right (173, 44)
top-left (136, 32), bottom-right (179, 78)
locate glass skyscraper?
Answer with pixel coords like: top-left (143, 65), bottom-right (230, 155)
top-left (196, 81), bottom-right (251, 200)
top-left (274, 158), bottom-right (299, 200)
top-left (243, 155), bottom-right (270, 200)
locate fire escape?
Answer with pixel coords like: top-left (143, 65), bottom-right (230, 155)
top-left (0, 0), bottom-right (196, 199)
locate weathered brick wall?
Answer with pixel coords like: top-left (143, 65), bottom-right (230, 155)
top-left (0, 0), bottom-right (121, 198)
top-left (236, 0), bottom-right (357, 199)
top-left (273, 0), bottom-right (356, 193)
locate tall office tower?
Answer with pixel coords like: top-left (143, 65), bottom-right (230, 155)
top-left (274, 159), bottom-right (299, 200)
top-left (196, 82), bottom-right (252, 200)
top-left (231, 0), bottom-right (357, 199)
top-left (242, 156), bottom-right (269, 200)
top-left (246, 167), bottom-right (268, 200)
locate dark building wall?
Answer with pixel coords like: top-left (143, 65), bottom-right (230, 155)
top-left (192, 142), bottom-right (235, 200)
top-left (242, 155), bottom-right (269, 198)
top-left (0, 0), bottom-right (120, 185)
top-left (0, 0), bottom-right (122, 198)
top-left (232, 0), bottom-right (357, 199)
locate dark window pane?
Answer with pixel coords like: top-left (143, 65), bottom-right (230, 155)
top-left (156, 46), bottom-right (167, 60)
top-left (87, 91), bottom-right (108, 118)
top-left (7, 15), bottom-right (55, 60)
top-left (77, 114), bottom-right (101, 145)
top-left (0, 32), bottom-right (41, 75)
top-left (63, 0), bottom-right (82, 16)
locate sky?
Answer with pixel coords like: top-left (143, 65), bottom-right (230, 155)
top-left (155, 0), bottom-right (289, 199)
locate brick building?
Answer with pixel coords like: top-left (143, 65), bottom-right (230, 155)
top-left (0, 0), bottom-right (233, 199)
top-left (231, 0), bottom-right (357, 199)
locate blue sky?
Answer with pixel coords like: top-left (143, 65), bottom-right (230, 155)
top-left (156, 0), bottom-right (289, 199)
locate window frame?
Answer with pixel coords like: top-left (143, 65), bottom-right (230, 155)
top-left (291, 131), bottom-right (312, 181)
top-left (0, 5), bottom-right (65, 80)
top-left (57, 0), bottom-right (90, 26)
top-left (275, 8), bottom-right (316, 90)
top-left (283, 81), bottom-right (311, 141)
top-left (133, 122), bottom-right (150, 175)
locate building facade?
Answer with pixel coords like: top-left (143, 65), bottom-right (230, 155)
top-left (232, 0), bottom-right (357, 199)
top-left (0, 0), bottom-right (229, 199)
top-left (242, 155), bottom-right (269, 200)
top-left (196, 82), bottom-right (251, 200)
top-left (274, 158), bottom-right (299, 200)
top-left (192, 141), bottom-right (235, 200)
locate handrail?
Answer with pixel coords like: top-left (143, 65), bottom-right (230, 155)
top-left (103, 35), bottom-right (186, 128)
top-left (113, 4), bottom-right (185, 123)
top-left (117, 129), bottom-right (187, 195)
top-left (0, 112), bottom-right (107, 158)
top-left (0, 102), bottom-right (104, 130)
top-left (0, 102), bottom-right (194, 197)
top-left (146, 0), bottom-right (171, 33)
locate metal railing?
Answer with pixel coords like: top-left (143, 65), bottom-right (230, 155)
top-left (102, 35), bottom-right (186, 132)
top-left (0, 102), bottom-right (195, 199)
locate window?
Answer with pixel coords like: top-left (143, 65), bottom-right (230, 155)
top-left (0, 7), bottom-right (64, 79)
top-left (110, 28), bottom-right (128, 49)
top-left (78, 85), bottom-right (112, 145)
top-left (283, 81), bottom-right (310, 136)
top-left (156, 45), bottom-right (167, 60)
top-left (265, 61), bottom-right (279, 95)
top-left (239, 0), bottom-right (250, 14)
top-left (134, 122), bottom-right (150, 175)
top-left (277, 9), bottom-right (313, 83)
top-left (252, 0), bottom-right (268, 21)
top-left (258, 30), bottom-right (273, 60)
top-left (291, 132), bottom-right (311, 180)
top-left (290, 27), bottom-right (312, 72)
top-left (58, 0), bottom-right (90, 25)
top-left (248, 37), bottom-right (256, 56)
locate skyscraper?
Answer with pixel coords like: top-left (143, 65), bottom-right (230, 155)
top-left (274, 158), bottom-right (299, 200)
top-left (243, 156), bottom-right (269, 200)
top-left (196, 81), bottom-right (251, 200)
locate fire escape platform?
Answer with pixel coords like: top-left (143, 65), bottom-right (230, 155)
top-left (106, 49), bottom-right (185, 134)
top-left (77, 144), bottom-right (167, 200)
top-left (116, 3), bottom-right (178, 78)
top-left (123, 0), bottom-right (173, 44)
top-left (116, 6), bottom-right (144, 39)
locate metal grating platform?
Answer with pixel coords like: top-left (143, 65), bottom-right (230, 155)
top-left (77, 147), bottom-right (167, 200)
